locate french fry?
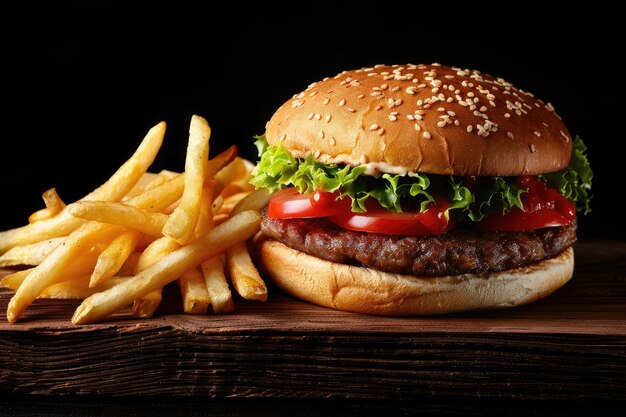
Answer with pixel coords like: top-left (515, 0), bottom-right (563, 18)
top-left (90, 230), bottom-right (142, 288)
top-left (206, 146), bottom-right (237, 185)
top-left (117, 252), bottom-right (141, 276)
top-left (41, 276), bottom-right (129, 300)
top-left (72, 210), bottom-right (261, 324)
top-left (219, 191), bottom-right (252, 215)
top-left (68, 201), bottom-right (168, 236)
top-left (223, 188), bottom-right (272, 302)
top-left (201, 257), bottom-right (233, 314)
top-left (131, 236), bottom-right (180, 318)
top-left (7, 173), bottom-right (185, 322)
top-left (226, 242), bottom-right (267, 302)
top-left (230, 188), bottom-right (272, 215)
top-left (122, 173), bottom-right (161, 200)
top-left (196, 187), bottom-right (233, 314)
top-left (1, 246), bottom-right (103, 290)
top-left (212, 213), bottom-right (229, 225)
top-left (131, 289), bottom-right (163, 318)
top-left (28, 188), bottom-right (67, 223)
top-left (163, 116), bottom-right (211, 244)
top-left (0, 237), bottom-right (65, 267)
top-left (179, 268), bottom-right (210, 314)
top-left (0, 121), bottom-right (166, 254)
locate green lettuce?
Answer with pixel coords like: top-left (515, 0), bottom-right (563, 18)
top-left (250, 134), bottom-right (593, 219)
top-left (542, 136), bottom-right (593, 214)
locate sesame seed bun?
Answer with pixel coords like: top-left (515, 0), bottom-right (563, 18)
top-left (266, 64), bottom-right (572, 176)
top-left (254, 234), bottom-right (574, 316)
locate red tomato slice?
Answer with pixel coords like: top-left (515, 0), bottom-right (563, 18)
top-left (267, 188), bottom-right (351, 218)
top-left (328, 199), bottom-right (453, 236)
top-left (477, 176), bottom-right (576, 231)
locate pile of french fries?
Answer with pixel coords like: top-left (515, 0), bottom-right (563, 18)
top-left (0, 115), bottom-right (272, 324)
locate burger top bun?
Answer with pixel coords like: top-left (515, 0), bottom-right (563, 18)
top-left (266, 64), bottom-right (572, 177)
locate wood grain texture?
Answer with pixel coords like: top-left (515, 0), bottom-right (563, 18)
top-left (0, 240), bottom-right (625, 399)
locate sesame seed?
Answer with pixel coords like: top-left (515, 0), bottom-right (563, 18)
top-left (414, 123), bottom-right (421, 131)
top-left (389, 114), bottom-right (397, 121)
top-left (489, 100), bottom-right (496, 107)
top-left (369, 124), bottom-right (380, 131)
top-left (529, 144), bottom-right (536, 153)
top-left (395, 98), bottom-right (402, 106)
top-left (347, 107), bottom-right (356, 113)
top-left (378, 127), bottom-right (385, 136)
top-left (423, 131), bottom-right (431, 139)
top-left (314, 113), bottom-right (322, 120)
top-left (375, 105), bottom-right (383, 110)
top-left (533, 131), bottom-right (541, 137)
top-left (437, 107), bottom-right (445, 112)
top-left (406, 87), bottom-right (417, 94)
top-left (292, 100), bottom-right (304, 108)
top-left (407, 114), bottom-right (415, 121)
top-left (357, 94), bottom-right (365, 99)
top-left (280, 134), bottom-right (287, 141)
top-left (296, 92), bottom-right (306, 99)
top-left (307, 113), bottom-right (314, 120)
top-left (338, 99), bottom-right (346, 107)
top-left (454, 120), bottom-right (460, 126)
top-left (559, 130), bottom-right (569, 142)
top-left (507, 132), bottom-right (514, 140)
top-left (391, 86), bottom-right (400, 92)
top-left (480, 106), bottom-right (488, 112)
top-left (371, 91), bottom-right (382, 97)
top-left (314, 150), bottom-right (321, 158)
top-left (326, 115), bottom-right (332, 123)
top-left (329, 137), bottom-right (336, 146)
top-left (323, 98), bottom-right (330, 105)
top-left (542, 122), bottom-right (549, 127)
top-left (467, 125), bottom-right (473, 133)
top-left (447, 111), bottom-right (456, 116)
top-left (309, 91), bottom-right (318, 97)
top-left (319, 131), bottom-right (325, 139)
top-left (504, 113), bottom-right (511, 118)
top-left (437, 121), bottom-right (446, 127)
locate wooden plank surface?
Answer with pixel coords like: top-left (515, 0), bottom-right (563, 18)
top-left (0, 240), bottom-right (625, 399)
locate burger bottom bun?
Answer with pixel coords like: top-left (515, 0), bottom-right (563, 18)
top-left (253, 235), bottom-right (574, 316)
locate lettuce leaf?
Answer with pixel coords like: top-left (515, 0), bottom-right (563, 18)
top-left (541, 136), bottom-right (593, 214)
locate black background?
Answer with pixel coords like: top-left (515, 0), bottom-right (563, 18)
top-left (1, 2), bottom-right (622, 239)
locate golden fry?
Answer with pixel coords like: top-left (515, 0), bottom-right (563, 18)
top-left (0, 237), bottom-right (65, 267)
top-left (179, 268), bottom-right (210, 314)
top-left (72, 210), bottom-right (261, 324)
top-left (195, 187), bottom-right (233, 313)
top-left (226, 242), bottom-right (267, 302)
top-left (231, 188), bottom-right (272, 215)
top-left (28, 188), bottom-right (67, 223)
top-left (90, 230), bottom-right (142, 288)
top-left (131, 236), bottom-right (180, 317)
top-left (68, 201), bottom-right (168, 236)
top-left (201, 257), bottom-right (233, 314)
top-left (131, 289), bottom-right (162, 318)
top-left (163, 116), bottom-right (211, 244)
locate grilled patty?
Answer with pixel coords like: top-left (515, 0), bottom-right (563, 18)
top-left (260, 212), bottom-right (577, 276)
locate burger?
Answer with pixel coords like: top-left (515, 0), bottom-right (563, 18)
top-left (250, 63), bottom-right (592, 315)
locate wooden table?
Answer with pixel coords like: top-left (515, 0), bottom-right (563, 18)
top-left (1, 240), bottom-right (625, 400)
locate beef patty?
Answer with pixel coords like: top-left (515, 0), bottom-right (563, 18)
top-left (260, 212), bottom-right (577, 276)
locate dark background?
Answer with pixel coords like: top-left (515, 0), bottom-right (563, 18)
top-left (1, 2), bottom-right (622, 239)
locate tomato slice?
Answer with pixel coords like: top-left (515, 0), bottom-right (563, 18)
top-left (328, 199), bottom-right (453, 236)
top-left (267, 188), bottom-right (351, 218)
top-left (477, 176), bottom-right (576, 231)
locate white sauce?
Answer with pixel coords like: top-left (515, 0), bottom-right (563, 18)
top-left (361, 162), bottom-right (420, 178)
